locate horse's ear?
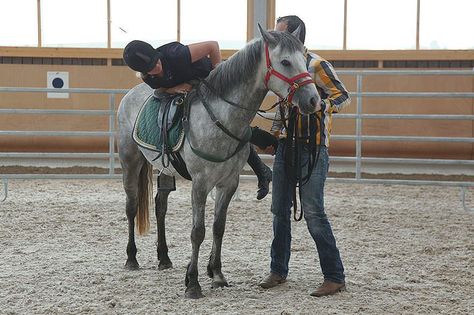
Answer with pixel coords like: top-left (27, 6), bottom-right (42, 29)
top-left (258, 23), bottom-right (277, 46)
top-left (291, 25), bottom-right (303, 42)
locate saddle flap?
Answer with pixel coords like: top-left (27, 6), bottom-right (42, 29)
top-left (132, 93), bottom-right (185, 153)
top-left (157, 95), bottom-right (182, 131)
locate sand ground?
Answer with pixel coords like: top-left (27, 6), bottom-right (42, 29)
top-left (0, 178), bottom-right (473, 314)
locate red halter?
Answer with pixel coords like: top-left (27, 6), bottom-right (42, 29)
top-left (263, 42), bottom-right (314, 104)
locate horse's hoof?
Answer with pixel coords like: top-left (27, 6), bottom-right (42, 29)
top-left (158, 260), bottom-right (173, 270)
top-left (125, 260), bottom-right (139, 270)
top-left (211, 280), bottom-right (229, 289)
top-left (185, 287), bottom-right (204, 299)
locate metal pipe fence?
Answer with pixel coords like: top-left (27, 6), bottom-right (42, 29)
top-left (0, 70), bottom-right (473, 209)
top-left (339, 69), bottom-right (473, 189)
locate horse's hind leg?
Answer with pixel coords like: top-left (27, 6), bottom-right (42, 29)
top-left (207, 179), bottom-right (239, 289)
top-left (119, 137), bottom-right (151, 270)
top-left (122, 159), bottom-right (148, 270)
top-left (155, 174), bottom-right (174, 270)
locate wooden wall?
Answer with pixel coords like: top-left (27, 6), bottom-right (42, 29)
top-left (0, 48), bottom-right (473, 159)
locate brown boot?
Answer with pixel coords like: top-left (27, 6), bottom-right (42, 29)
top-left (258, 272), bottom-right (286, 289)
top-left (310, 280), bottom-right (346, 297)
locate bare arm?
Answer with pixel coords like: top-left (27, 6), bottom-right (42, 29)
top-left (187, 41), bottom-right (222, 68)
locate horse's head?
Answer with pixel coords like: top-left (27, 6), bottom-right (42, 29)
top-left (258, 25), bottom-right (320, 115)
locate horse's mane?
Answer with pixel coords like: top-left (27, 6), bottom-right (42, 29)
top-left (203, 31), bottom-right (304, 100)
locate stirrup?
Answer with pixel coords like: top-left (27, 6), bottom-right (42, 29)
top-left (157, 168), bottom-right (176, 192)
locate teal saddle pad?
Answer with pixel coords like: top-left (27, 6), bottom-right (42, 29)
top-left (132, 95), bottom-right (185, 154)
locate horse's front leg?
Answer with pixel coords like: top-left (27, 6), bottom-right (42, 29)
top-left (207, 179), bottom-right (238, 288)
top-left (185, 180), bottom-right (209, 299)
top-left (155, 174), bottom-right (174, 270)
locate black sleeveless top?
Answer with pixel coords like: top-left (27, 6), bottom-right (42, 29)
top-left (142, 42), bottom-right (212, 89)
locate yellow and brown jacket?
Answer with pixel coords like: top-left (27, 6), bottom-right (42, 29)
top-left (271, 52), bottom-right (351, 147)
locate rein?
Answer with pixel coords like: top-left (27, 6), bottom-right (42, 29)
top-left (283, 104), bottom-right (323, 221)
top-left (199, 79), bottom-right (255, 113)
top-left (270, 51), bottom-right (322, 221)
top-left (182, 86), bottom-right (251, 163)
top-left (200, 77), bottom-right (283, 119)
top-left (182, 40), bottom-right (315, 164)
top-left (201, 41), bottom-right (315, 118)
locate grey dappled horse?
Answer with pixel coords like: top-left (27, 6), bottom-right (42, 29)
top-left (117, 26), bottom-right (320, 299)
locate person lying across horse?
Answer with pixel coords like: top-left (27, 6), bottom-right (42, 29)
top-left (123, 39), bottom-right (273, 199)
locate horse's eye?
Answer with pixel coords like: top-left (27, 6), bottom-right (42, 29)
top-left (281, 59), bottom-right (291, 67)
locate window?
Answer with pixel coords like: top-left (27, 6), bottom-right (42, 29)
top-left (347, 0), bottom-right (417, 50)
top-left (419, 0), bottom-right (474, 49)
top-left (0, 0), bottom-right (37, 46)
top-left (276, 0), bottom-right (345, 49)
top-left (180, 0), bottom-right (247, 49)
top-left (111, 0), bottom-right (177, 48)
top-left (41, 0), bottom-right (107, 47)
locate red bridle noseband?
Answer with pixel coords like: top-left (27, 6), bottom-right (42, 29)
top-left (263, 42), bottom-right (314, 104)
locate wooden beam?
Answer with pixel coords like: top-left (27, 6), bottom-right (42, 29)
top-left (37, 0), bottom-right (42, 47)
top-left (107, 0), bottom-right (111, 49)
top-left (316, 50), bottom-right (474, 61)
top-left (343, 0), bottom-right (347, 50)
top-left (177, 0), bottom-right (181, 42)
top-left (0, 47), bottom-right (124, 59)
top-left (266, 0), bottom-right (275, 30)
top-left (221, 50), bottom-right (235, 59)
top-left (247, 0), bottom-right (254, 41)
top-left (0, 47), bottom-right (471, 61)
top-left (0, 47), bottom-right (237, 60)
top-left (416, 0), bottom-right (420, 50)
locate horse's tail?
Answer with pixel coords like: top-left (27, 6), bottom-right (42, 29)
top-left (136, 161), bottom-right (153, 235)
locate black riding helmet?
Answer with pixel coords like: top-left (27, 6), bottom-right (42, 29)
top-left (123, 40), bottom-right (163, 73)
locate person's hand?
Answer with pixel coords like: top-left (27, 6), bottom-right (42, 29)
top-left (165, 83), bottom-right (192, 94)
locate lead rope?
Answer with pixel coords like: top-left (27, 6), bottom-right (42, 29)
top-left (284, 105), bottom-right (323, 221)
top-left (284, 106), bottom-right (302, 221)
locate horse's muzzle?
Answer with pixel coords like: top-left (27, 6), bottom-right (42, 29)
top-left (298, 93), bottom-right (321, 115)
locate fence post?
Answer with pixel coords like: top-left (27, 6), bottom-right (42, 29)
top-left (1, 178), bottom-right (8, 202)
top-left (461, 187), bottom-right (473, 211)
top-left (108, 94), bottom-right (116, 175)
top-left (355, 74), bottom-right (363, 180)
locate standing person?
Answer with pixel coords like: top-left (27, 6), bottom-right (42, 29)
top-left (258, 15), bottom-right (351, 297)
top-left (122, 39), bottom-right (272, 199)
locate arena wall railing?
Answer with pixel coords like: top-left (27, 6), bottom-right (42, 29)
top-left (0, 70), bottom-right (473, 210)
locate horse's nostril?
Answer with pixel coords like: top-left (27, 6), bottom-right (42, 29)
top-left (310, 97), bottom-right (317, 106)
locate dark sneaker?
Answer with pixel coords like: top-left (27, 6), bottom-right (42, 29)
top-left (310, 280), bottom-right (346, 297)
top-left (258, 272), bottom-right (286, 289)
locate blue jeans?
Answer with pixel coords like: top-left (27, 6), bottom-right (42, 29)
top-left (270, 142), bottom-right (345, 283)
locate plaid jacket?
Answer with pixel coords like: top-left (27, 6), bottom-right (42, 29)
top-left (270, 52), bottom-right (351, 147)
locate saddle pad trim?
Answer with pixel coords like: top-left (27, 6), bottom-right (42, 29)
top-left (132, 95), bottom-right (185, 153)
